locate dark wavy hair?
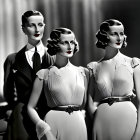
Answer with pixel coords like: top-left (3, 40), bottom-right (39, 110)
top-left (96, 19), bottom-right (127, 49)
top-left (46, 28), bottom-right (79, 56)
top-left (21, 10), bottom-right (44, 27)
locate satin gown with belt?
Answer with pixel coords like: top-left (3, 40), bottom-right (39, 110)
top-left (87, 52), bottom-right (139, 140)
top-left (36, 62), bottom-right (88, 140)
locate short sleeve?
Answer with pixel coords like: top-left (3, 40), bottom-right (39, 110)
top-left (78, 66), bottom-right (86, 77)
top-left (78, 66), bottom-right (89, 81)
top-left (87, 62), bottom-right (98, 76)
top-left (131, 57), bottom-right (140, 68)
top-left (36, 69), bottom-right (49, 80)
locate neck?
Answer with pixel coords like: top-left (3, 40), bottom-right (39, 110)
top-left (54, 55), bottom-right (70, 68)
top-left (104, 46), bottom-right (120, 60)
top-left (28, 39), bottom-right (40, 47)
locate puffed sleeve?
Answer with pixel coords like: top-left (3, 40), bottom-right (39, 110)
top-left (87, 61), bottom-right (98, 77)
top-left (131, 57), bottom-right (140, 68)
top-left (36, 69), bottom-right (49, 80)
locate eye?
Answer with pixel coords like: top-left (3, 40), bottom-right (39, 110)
top-left (38, 23), bottom-right (44, 27)
top-left (27, 24), bottom-right (34, 27)
top-left (120, 32), bottom-right (124, 36)
top-left (59, 41), bottom-right (66, 45)
top-left (70, 40), bottom-right (75, 44)
top-left (108, 32), bottom-right (115, 36)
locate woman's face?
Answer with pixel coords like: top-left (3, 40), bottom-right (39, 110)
top-left (57, 33), bottom-right (75, 58)
top-left (107, 24), bottom-right (125, 49)
top-left (23, 15), bottom-right (45, 44)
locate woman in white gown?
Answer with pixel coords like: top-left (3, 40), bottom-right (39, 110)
top-left (87, 19), bottom-right (140, 140)
top-left (27, 27), bottom-right (89, 140)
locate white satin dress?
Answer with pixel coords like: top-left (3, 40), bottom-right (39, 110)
top-left (36, 62), bottom-right (88, 140)
top-left (87, 52), bottom-right (139, 140)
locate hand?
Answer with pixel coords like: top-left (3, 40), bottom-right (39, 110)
top-left (40, 130), bottom-right (56, 140)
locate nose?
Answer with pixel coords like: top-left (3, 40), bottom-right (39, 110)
top-left (117, 34), bottom-right (121, 42)
top-left (67, 42), bottom-right (72, 50)
top-left (35, 25), bottom-right (39, 32)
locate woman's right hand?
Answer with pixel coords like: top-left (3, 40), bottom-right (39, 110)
top-left (40, 130), bottom-right (57, 140)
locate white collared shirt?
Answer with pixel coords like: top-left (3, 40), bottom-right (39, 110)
top-left (25, 41), bottom-right (45, 68)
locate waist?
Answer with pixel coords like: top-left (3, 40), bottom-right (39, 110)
top-left (51, 105), bottom-right (81, 114)
top-left (99, 95), bottom-right (135, 106)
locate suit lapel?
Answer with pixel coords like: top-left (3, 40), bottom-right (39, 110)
top-left (14, 46), bottom-right (55, 82)
top-left (14, 46), bottom-right (33, 82)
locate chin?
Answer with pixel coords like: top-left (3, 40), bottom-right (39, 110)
top-left (68, 53), bottom-right (74, 57)
top-left (112, 45), bottom-right (122, 49)
top-left (32, 36), bottom-right (42, 40)
top-left (68, 56), bottom-right (73, 58)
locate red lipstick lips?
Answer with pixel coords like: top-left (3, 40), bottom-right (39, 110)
top-left (67, 51), bottom-right (72, 54)
top-left (116, 43), bottom-right (120, 45)
top-left (34, 34), bottom-right (40, 37)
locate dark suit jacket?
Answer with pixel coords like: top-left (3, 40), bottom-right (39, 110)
top-left (3, 46), bottom-right (55, 139)
top-left (4, 46), bottom-right (55, 107)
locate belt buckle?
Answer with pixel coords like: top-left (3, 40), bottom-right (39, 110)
top-left (66, 106), bottom-right (74, 114)
top-left (108, 98), bottom-right (116, 106)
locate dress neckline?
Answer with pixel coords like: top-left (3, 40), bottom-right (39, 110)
top-left (99, 51), bottom-right (123, 63)
top-left (52, 61), bottom-right (73, 70)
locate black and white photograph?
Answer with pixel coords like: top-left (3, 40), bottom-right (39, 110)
top-left (0, 0), bottom-right (140, 140)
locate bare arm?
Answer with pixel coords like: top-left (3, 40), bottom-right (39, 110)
top-left (132, 64), bottom-right (140, 140)
top-left (87, 70), bottom-right (99, 119)
top-left (27, 77), bottom-right (43, 124)
top-left (27, 76), bottom-right (56, 140)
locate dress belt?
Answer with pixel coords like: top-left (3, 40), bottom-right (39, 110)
top-left (99, 95), bottom-right (135, 106)
top-left (51, 105), bottom-right (81, 114)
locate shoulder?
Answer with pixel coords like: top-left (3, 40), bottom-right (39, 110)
top-left (122, 54), bottom-right (140, 69)
top-left (131, 57), bottom-right (140, 68)
top-left (120, 53), bottom-right (138, 67)
top-left (6, 53), bottom-right (16, 60)
top-left (78, 66), bottom-right (89, 75)
top-left (131, 57), bottom-right (140, 77)
top-left (120, 54), bottom-right (140, 69)
top-left (5, 45), bottom-right (26, 62)
top-left (123, 55), bottom-right (140, 68)
top-left (4, 53), bottom-right (17, 66)
top-left (36, 68), bottom-right (50, 80)
top-left (76, 66), bottom-right (89, 82)
top-left (87, 61), bottom-right (98, 69)
top-left (71, 64), bottom-right (88, 77)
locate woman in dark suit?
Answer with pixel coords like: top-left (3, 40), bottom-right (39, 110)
top-left (3, 10), bottom-right (55, 140)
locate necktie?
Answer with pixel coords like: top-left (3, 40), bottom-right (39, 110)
top-left (33, 46), bottom-right (41, 74)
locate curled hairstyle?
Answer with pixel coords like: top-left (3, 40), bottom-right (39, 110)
top-left (21, 10), bottom-right (44, 27)
top-left (47, 28), bottom-right (79, 56)
top-left (96, 19), bottom-right (127, 49)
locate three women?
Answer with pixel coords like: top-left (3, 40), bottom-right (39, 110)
top-left (4, 13), bottom-right (140, 140)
